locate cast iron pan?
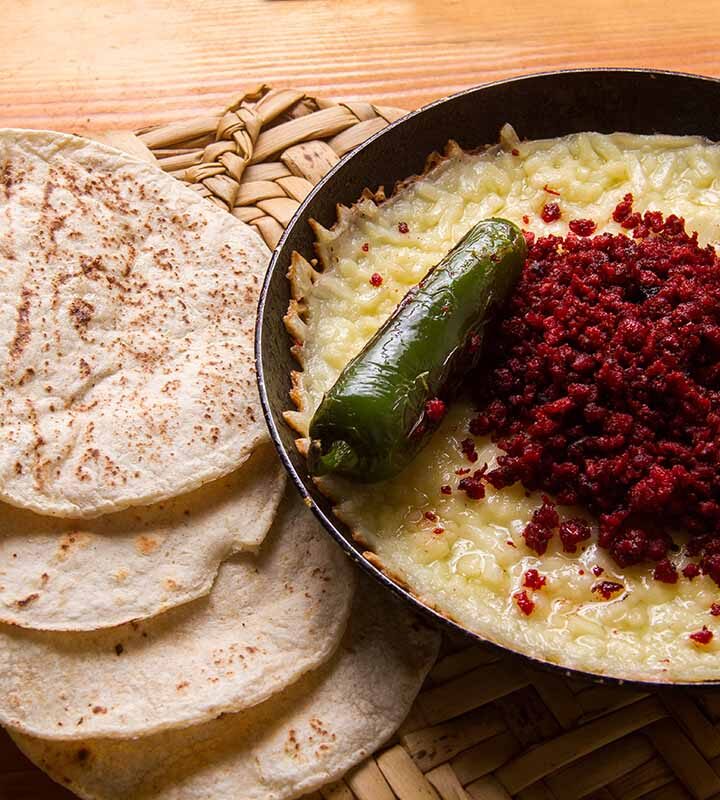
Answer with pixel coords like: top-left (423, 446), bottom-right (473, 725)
top-left (256, 68), bottom-right (720, 686)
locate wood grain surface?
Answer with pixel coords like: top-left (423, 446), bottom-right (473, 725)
top-left (1, 0), bottom-right (720, 132)
top-left (2, 1), bottom-right (720, 798)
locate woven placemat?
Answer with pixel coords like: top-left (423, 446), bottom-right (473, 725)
top-left (4, 85), bottom-right (720, 800)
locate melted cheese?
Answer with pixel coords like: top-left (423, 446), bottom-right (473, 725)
top-left (294, 128), bottom-right (720, 681)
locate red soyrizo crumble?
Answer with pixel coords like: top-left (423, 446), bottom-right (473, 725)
top-left (425, 398), bottom-right (447, 422)
top-left (523, 568), bottom-right (547, 589)
top-left (541, 202), bottom-right (561, 223)
top-left (513, 590), bottom-right (535, 615)
top-left (690, 626), bottom-right (713, 645)
top-left (470, 197), bottom-right (720, 580)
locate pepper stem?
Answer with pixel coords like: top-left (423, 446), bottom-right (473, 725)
top-left (308, 439), bottom-right (359, 476)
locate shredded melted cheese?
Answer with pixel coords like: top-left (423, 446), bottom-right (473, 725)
top-left (292, 127), bottom-right (720, 681)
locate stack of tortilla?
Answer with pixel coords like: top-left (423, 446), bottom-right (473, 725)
top-left (0, 130), bottom-right (440, 800)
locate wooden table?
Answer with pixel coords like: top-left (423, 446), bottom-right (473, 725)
top-left (2, 1), bottom-right (720, 797)
top-left (1, 0), bottom-right (720, 132)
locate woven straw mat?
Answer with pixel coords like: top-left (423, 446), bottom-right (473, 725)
top-left (5, 85), bottom-right (720, 800)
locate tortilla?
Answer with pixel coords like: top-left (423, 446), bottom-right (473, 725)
top-left (11, 575), bottom-right (440, 800)
top-left (0, 128), bottom-right (270, 518)
top-left (0, 491), bottom-right (354, 740)
top-left (0, 442), bottom-right (285, 631)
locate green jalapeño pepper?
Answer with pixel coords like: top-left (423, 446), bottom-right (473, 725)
top-left (307, 218), bottom-right (526, 482)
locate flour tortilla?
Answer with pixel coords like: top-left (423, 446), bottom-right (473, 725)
top-left (0, 442), bottom-right (285, 631)
top-left (11, 575), bottom-right (439, 800)
top-left (0, 492), bottom-right (354, 740)
top-left (0, 129), bottom-right (270, 518)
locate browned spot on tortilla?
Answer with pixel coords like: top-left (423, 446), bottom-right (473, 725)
top-left (164, 578), bottom-right (179, 591)
top-left (176, 681), bottom-right (189, 690)
top-left (285, 728), bottom-right (300, 757)
top-left (13, 462), bottom-right (22, 475)
top-left (49, 214), bottom-right (65, 234)
top-left (309, 717), bottom-right (329, 736)
top-left (76, 748), bottom-right (90, 763)
top-left (8, 287), bottom-right (33, 362)
top-left (22, 398), bottom-right (51, 492)
top-left (74, 447), bottom-right (101, 482)
top-left (79, 358), bottom-right (91, 378)
top-left (0, 157), bottom-right (15, 199)
top-left (42, 179), bottom-right (55, 210)
top-left (91, 706), bottom-right (107, 715)
top-left (0, 242), bottom-right (13, 261)
top-left (17, 367), bottom-right (35, 386)
top-left (40, 572), bottom-right (49, 585)
top-left (15, 593), bottom-right (39, 608)
top-left (79, 255), bottom-right (105, 278)
top-left (115, 570), bottom-right (128, 583)
top-left (123, 243), bottom-right (137, 277)
top-left (56, 532), bottom-right (91, 561)
top-left (69, 299), bottom-right (95, 333)
top-left (2, 162), bottom-right (37, 260)
top-left (161, 379), bottom-right (180, 394)
top-left (50, 270), bottom-right (73, 311)
top-left (135, 535), bottom-right (158, 555)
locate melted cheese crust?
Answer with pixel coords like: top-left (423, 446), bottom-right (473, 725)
top-left (293, 128), bottom-right (720, 681)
